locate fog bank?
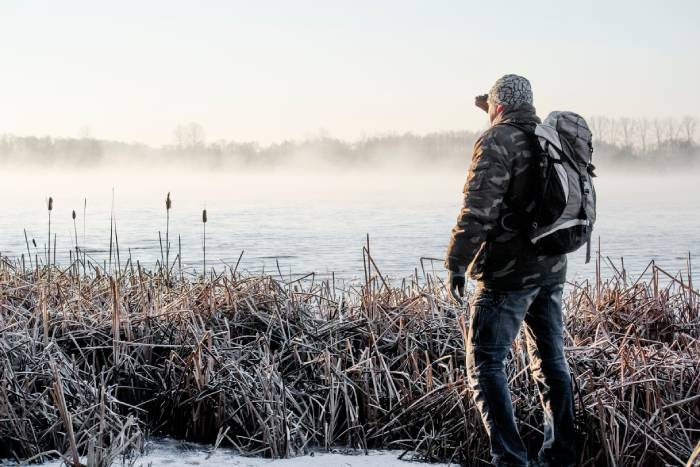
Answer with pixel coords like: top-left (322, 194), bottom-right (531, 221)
top-left (2, 123), bottom-right (699, 173)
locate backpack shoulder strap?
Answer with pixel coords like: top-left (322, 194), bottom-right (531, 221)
top-left (491, 121), bottom-right (545, 235)
top-left (496, 122), bottom-right (542, 153)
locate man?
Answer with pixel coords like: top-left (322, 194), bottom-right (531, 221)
top-left (445, 74), bottom-right (576, 467)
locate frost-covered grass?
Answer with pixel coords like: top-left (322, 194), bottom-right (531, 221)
top-left (0, 251), bottom-right (698, 466)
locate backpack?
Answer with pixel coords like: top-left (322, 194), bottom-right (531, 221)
top-left (507, 111), bottom-right (597, 263)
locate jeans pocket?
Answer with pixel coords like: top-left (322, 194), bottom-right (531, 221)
top-left (471, 304), bottom-right (498, 346)
top-left (471, 287), bottom-right (505, 308)
top-left (470, 289), bottom-right (513, 347)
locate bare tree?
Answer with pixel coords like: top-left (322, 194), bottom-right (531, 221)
top-left (681, 116), bottom-right (697, 143)
top-left (619, 117), bottom-right (632, 148)
top-left (174, 125), bottom-right (186, 150)
top-left (174, 122), bottom-right (206, 150)
top-left (666, 118), bottom-right (679, 142)
top-left (639, 118), bottom-right (649, 153)
top-left (608, 118), bottom-right (618, 145)
top-left (653, 118), bottom-right (664, 149)
top-left (589, 116), bottom-right (601, 142)
top-left (597, 117), bottom-right (610, 144)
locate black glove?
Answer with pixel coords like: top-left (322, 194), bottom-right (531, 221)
top-left (448, 270), bottom-right (466, 304)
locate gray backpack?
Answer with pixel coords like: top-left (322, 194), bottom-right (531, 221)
top-left (528, 111), bottom-right (597, 262)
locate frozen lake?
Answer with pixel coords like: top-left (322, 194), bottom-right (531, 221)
top-left (0, 168), bottom-right (698, 285)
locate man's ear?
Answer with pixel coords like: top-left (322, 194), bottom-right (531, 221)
top-left (496, 104), bottom-right (505, 115)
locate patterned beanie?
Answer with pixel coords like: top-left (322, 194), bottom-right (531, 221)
top-left (487, 74), bottom-right (533, 107)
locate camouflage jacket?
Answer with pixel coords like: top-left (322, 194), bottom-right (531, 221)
top-left (445, 104), bottom-right (567, 290)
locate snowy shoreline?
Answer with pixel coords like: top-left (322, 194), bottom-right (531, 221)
top-left (18, 438), bottom-right (451, 467)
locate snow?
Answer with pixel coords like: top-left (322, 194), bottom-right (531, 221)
top-left (135, 440), bottom-right (445, 467)
top-left (19, 439), bottom-right (450, 467)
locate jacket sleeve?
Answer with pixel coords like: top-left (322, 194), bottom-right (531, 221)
top-left (445, 130), bottom-right (512, 272)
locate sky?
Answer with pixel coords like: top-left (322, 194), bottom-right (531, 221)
top-left (1, 0), bottom-right (699, 145)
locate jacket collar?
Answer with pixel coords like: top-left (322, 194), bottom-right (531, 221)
top-left (491, 103), bottom-right (540, 127)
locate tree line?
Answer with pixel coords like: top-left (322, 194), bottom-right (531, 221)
top-left (586, 116), bottom-right (698, 168)
top-left (1, 117), bottom-right (698, 170)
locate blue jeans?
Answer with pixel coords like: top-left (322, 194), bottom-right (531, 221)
top-left (466, 282), bottom-right (576, 467)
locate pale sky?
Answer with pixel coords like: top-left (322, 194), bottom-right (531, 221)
top-left (1, 0), bottom-right (698, 145)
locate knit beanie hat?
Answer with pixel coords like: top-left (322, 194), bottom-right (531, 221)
top-left (487, 74), bottom-right (533, 108)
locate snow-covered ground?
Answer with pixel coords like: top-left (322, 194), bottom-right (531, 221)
top-left (19, 439), bottom-right (451, 467)
top-left (134, 445), bottom-right (448, 467)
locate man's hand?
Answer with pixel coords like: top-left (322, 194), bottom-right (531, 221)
top-left (448, 270), bottom-right (466, 304)
top-left (475, 94), bottom-right (488, 113)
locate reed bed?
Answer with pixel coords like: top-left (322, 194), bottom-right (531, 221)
top-left (0, 251), bottom-right (697, 467)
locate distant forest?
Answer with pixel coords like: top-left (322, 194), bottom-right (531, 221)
top-left (1, 117), bottom-right (698, 170)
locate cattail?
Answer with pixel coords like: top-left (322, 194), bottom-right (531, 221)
top-left (72, 211), bottom-right (77, 248)
top-left (165, 193), bottom-right (172, 278)
top-left (72, 210), bottom-right (78, 271)
top-left (47, 197), bottom-right (53, 268)
top-left (202, 209), bottom-right (207, 277)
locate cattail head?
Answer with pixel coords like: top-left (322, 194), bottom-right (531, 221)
top-left (48, 197), bottom-right (53, 211)
top-left (32, 239), bottom-right (37, 247)
top-left (202, 209), bottom-right (207, 223)
top-left (72, 210), bottom-right (76, 220)
top-left (166, 192), bottom-right (172, 210)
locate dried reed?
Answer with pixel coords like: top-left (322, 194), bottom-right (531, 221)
top-left (0, 250), bottom-right (697, 467)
